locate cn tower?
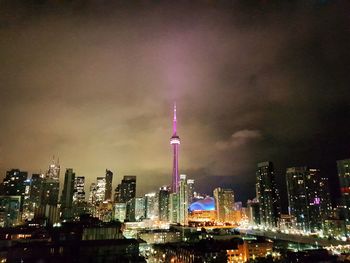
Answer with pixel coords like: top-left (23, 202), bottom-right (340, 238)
top-left (170, 103), bottom-right (180, 193)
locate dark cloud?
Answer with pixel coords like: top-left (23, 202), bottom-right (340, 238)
top-left (0, 0), bottom-right (349, 204)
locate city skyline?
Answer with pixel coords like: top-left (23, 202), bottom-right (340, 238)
top-left (0, 1), bottom-right (350, 202)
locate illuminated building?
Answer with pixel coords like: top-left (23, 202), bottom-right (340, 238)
top-left (286, 167), bottom-right (331, 232)
top-left (168, 193), bottom-right (179, 223)
top-left (97, 201), bottom-right (113, 222)
top-left (0, 196), bottom-right (21, 227)
top-left (41, 178), bottom-right (59, 206)
top-left (189, 196), bottom-right (215, 212)
top-left (73, 176), bottom-right (85, 203)
top-left (247, 198), bottom-right (260, 225)
top-left (170, 103), bottom-right (180, 193)
top-left (188, 197), bottom-right (216, 223)
top-left (105, 170), bottom-right (113, 201)
top-left (46, 156), bottom-right (60, 180)
top-left (0, 169), bottom-right (28, 210)
top-left (127, 197), bottom-right (145, 222)
top-left (113, 202), bottom-right (126, 222)
top-left (158, 186), bottom-right (170, 221)
top-left (95, 177), bottom-right (106, 203)
top-left (145, 192), bottom-right (159, 220)
top-left (179, 174), bottom-right (189, 225)
top-left (337, 159), bottom-right (350, 225)
top-left (256, 161), bottom-right (280, 228)
top-left (213, 187), bottom-right (234, 222)
top-left (88, 183), bottom-right (97, 205)
top-left (187, 179), bottom-right (195, 204)
top-left (29, 174), bottom-right (44, 209)
top-left (279, 214), bottom-right (296, 231)
top-left (61, 168), bottom-right (75, 219)
top-left (116, 176), bottom-right (136, 203)
top-left (189, 210), bottom-right (217, 223)
top-left (39, 158), bottom-right (60, 207)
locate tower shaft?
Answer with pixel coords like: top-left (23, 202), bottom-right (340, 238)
top-left (170, 103), bottom-right (180, 193)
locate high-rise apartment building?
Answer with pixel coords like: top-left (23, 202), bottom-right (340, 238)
top-left (168, 193), bottom-right (179, 224)
top-left (105, 170), bottom-right (113, 201)
top-left (178, 174), bottom-right (189, 225)
top-left (286, 167), bottom-right (331, 232)
top-left (116, 176), bottom-right (136, 203)
top-left (127, 197), bottom-right (145, 222)
top-left (30, 174), bottom-right (45, 208)
top-left (256, 161), bottom-right (280, 228)
top-left (337, 159), bottom-right (350, 224)
top-left (145, 192), bottom-right (159, 220)
top-left (187, 179), bottom-right (195, 205)
top-left (88, 183), bottom-right (97, 205)
top-left (95, 177), bottom-right (106, 203)
top-left (73, 176), bottom-right (85, 203)
top-left (159, 186), bottom-right (170, 222)
top-left (114, 203), bottom-right (127, 222)
top-left (213, 187), bottom-right (234, 223)
top-left (0, 196), bottom-right (21, 227)
top-left (0, 169), bottom-right (28, 210)
top-left (61, 168), bottom-right (75, 218)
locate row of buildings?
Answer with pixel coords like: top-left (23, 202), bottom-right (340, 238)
top-left (250, 159), bottom-right (350, 236)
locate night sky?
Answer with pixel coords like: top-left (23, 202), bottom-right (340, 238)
top-left (0, 1), bottom-right (350, 206)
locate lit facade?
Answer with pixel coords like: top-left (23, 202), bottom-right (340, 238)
top-left (116, 176), bottom-right (136, 203)
top-left (286, 166), bottom-right (331, 232)
top-left (145, 192), bottom-right (159, 220)
top-left (170, 103), bottom-right (180, 193)
top-left (95, 177), bottom-right (106, 203)
top-left (113, 202), bottom-right (126, 222)
top-left (187, 179), bottom-right (195, 204)
top-left (178, 174), bottom-right (188, 225)
top-left (73, 176), bottom-right (85, 203)
top-left (256, 161), bottom-right (280, 228)
top-left (337, 159), bottom-right (350, 225)
top-left (105, 170), bottom-right (113, 201)
top-left (158, 186), bottom-right (170, 221)
top-left (168, 193), bottom-right (179, 223)
top-left (0, 169), bottom-right (28, 210)
top-left (0, 196), bottom-right (22, 227)
top-left (213, 187), bottom-right (234, 222)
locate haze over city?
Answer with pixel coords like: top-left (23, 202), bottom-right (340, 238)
top-left (1, 0), bottom-right (350, 203)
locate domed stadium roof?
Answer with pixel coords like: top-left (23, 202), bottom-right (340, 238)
top-left (189, 197), bottom-right (215, 212)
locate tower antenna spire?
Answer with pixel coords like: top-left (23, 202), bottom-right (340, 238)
top-left (173, 102), bottom-right (177, 136)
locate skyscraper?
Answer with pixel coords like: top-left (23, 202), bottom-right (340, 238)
top-left (0, 169), bottom-right (28, 210)
top-left (73, 176), bottom-right (85, 203)
top-left (127, 197), bottom-right (145, 222)
top-left (41, 158), bottom-right (60, 206)
top-left (213, 187), bottom-right (234, 222)
top-left (178, 174), bottom-right (189, 225)
top-left (187, 179), bottom-right (195, 205)
top-left (46, 156), bottom-right (60, 181)
top-left (95, 177), bottom-right (106, 203)
top-left (286, 167), bottom-right (331, 232)
top-left (159, 186), bottom-right (170, 222)
top-left (88, 183), bottom-right (97, 205)
top-left (61, 168), bottom-right (75, 218)
top-left (256, 161), bottom-right (280, 228)
top-left (105, 170), bottom-right (113, 201)
top-left (145, 192), bottom-right (159, 220)
top-left (116, 176), bottom-right (136, 203)
top-left (30, 174), bottom-right (45, 208)
top-left (337, 159), bottom-right (350, 224)
top-left (170, 103), bottom-right (180, 193)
